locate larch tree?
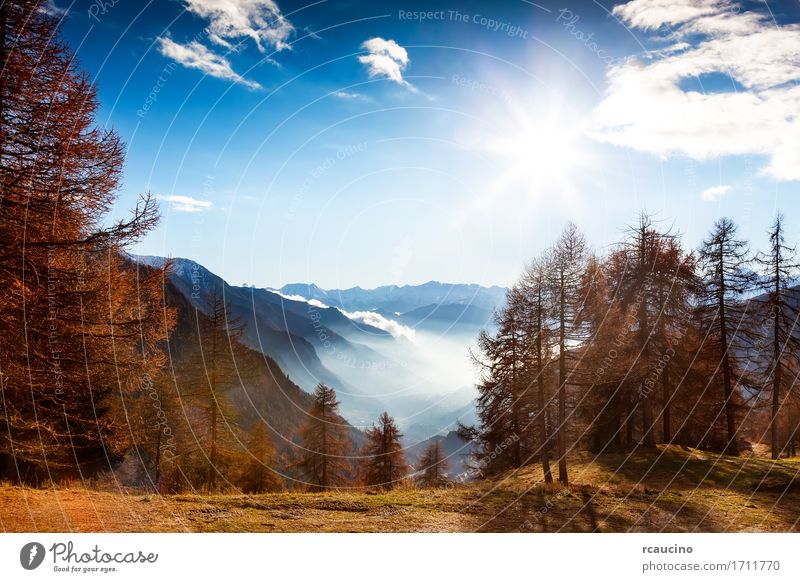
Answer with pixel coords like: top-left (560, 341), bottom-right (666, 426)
top-left (606, 215), bottom-right (697, 445)
top-left (193, 286), bottom-right (245, 491)
top-left (415, 440), bottom-right (449, 488)
top-left (520, 259), bottom-right (554, 482)
top-left (651, 238), bottom-right (697, 443)
top-left (755, 213), bottom-right (800, 458)
top-left (579, 256), bottom-right (635, 452)
top-left (0, 0), bottom-right (171, 484)
top-left (697, 218), bottom-right (759, 456)
top-left (460, 285), bottom-right (532, 474)
top-left (237, 422), bottom-right (284, 493)
top-left (296, 383), bottom-right (353, 490)
top-left (547, 222), bottom-right (589, 485)
top-left (125, 367), bottom-right (180, 489)
top-left (359, 411), bottom-right (408, 489)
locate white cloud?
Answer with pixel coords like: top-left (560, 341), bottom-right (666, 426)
top-left (268, 289), bottom-right (416, 340)
top-left (158, 194), bottom-right (213, 213)
top-left (157, 38), bottom-right (261, 89)
top-left (41, 0), bottom-right (67, 17)
top-left (333, 91), bottom-right (365, 100)
top-left (612, 0), bottom-right (732, 31)
top-left (342, 310), bottom-right (416, 341)
top-left (700, 184), bottom-right (731, 201)
top-left (358, 37), bottom-right (416, 91)
top-left (184, 0), bottom-right (293, 52)
top-left (271, 291), bottom-right (330, 309)
top-left (592, 0), bottom-right (800, 181)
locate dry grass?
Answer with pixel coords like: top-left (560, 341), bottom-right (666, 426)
top-left (3, 446), bottom-right (800, 532)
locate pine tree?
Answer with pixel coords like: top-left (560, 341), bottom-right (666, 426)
top-left (415, 440), bottom-right (449, 488)
top-left (697, 218), bottom-right (759, 456)
top-left (359, 411), bottom-right (408, 489)
top-left (296, 383), bottom-right (353, 490)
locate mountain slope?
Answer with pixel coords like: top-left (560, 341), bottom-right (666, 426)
top-left (162, 279), bottom-right (313, 450)
top-left (136, 256), bottom-right (490, 436)
top-left (141, 256), bottom-right (392, 425)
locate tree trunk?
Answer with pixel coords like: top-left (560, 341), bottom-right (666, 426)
top-left (209, 403), bottom-right (218, 490)
top-left (626, 397), bottom-right (635, 446)
top-left (536, 297), bottom-right (552, 483)
top-left (661, 364), bottom-right (672, 443)
top-left (637, 281), bottom-right (656, 447)
top-left (0, 1), bottom-right (6, 155)
top-left (718, 260), bottom-right (739, 456)
top-left (557, 274), bottom-right (568, 485)
top-left (154, 420), bottom-right (162, 488)
top-left (321, 403), bottom-right (328, 487)
top-left (771, 302), bottom-right (782, 459)
top-left (641, 398), bottom-right (655, 447)
top-left (510, 329), bottom-right (521, 469)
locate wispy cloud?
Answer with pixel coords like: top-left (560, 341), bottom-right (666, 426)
top-left (157, 38), bottom-right (261, 89)
top-left (358, 37), bottom-right (416, 91)
top-left (184, 0), bottom-right (293, 52)
top-left (271, 290), bottom-right (330, 309)
top-left (342, 310), bottom-right (416, 341)
top-left (592, 0), bottom-right (800, 181)
top-left (41, 0), bottom-right (67, 17)
top-left (268, 289), bottom-right (416, 340)
top-left (158, 194), bottom-right (214, 213)
top-left (333, 90), bottom-right (365, 100)
top-left (700, 184), bottom-right (731, 201)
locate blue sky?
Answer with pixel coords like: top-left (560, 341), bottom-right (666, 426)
top-left (55, 0), bottom-right (800, 288)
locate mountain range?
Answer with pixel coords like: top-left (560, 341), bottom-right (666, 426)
top-left (278, 281), bottom-right (506, 311)
top-left (135, 255), bottom-right (506, 446)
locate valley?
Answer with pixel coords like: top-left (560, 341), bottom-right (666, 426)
top-left (138, 254), bottom-right (503, 469)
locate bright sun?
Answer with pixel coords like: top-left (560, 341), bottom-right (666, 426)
top-left (467, 92), bottom-right (592, 208)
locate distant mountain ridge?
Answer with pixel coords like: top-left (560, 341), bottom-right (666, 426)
top-left (278, 281), bottom-right (506, 314)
